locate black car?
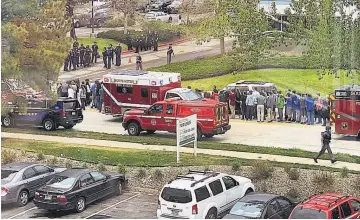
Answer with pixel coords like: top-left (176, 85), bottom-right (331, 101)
top-left (33, 168), bottom-right (127, 213)
top-left (223, 193), bottom-right (296, 219)
top-left (1, 97), bottom-right (83, 131)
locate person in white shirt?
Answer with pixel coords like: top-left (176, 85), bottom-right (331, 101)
top-left (68, 86), bottom-right (75, 98)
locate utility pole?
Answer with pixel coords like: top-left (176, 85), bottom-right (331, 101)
top-left (92, 0), bottom-right (94, 35)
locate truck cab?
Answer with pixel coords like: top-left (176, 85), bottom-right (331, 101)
top-left (164, 88), bottom-right (202, 101)
top-left (122, 99), bottom-right (231, 140)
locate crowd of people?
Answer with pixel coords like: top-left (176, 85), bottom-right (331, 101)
top-left (124, 31), bottom-right (160, 53)
top-left (56, 79), bottom-right (104, 112)
top-left (195, 86), bottom-right (330, 126)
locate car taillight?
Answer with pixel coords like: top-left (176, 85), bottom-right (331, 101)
top-left (35, 192), bottom-right (40, 199)
top-left (1, 187), bottom-right (9, 195)
top-left (158, 200), bottom-right (160, 209)
top-left (56, 195), bottom-right (67, 203)
top-left (60, 109), bottom-right (66, 117)
top-left (192, 204), bottom-right (198, 215)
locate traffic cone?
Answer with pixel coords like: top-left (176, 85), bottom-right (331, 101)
top-left (180, 48), bottom-right (184, 53)
top-left (128, 57), bottom-right (132, 63)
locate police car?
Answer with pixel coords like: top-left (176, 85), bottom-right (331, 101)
top-left (1, 97), bottom-right (83, 131)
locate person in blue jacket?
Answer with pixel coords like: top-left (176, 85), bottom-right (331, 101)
top-left (294, 95), bottom-right (301, 123)
top-left (305, 94), bottom-right (315, 125)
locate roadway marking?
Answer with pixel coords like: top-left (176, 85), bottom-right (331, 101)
top-left (85, 193), bottom-right (141, 219)
top-left (8, 207), bottom-right (38, 219)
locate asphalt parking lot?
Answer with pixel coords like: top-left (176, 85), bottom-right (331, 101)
top-left (1, 191), bottom-right (157, 219)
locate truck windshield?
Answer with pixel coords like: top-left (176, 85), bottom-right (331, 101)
top-left (181, 90), bottom-right (202, 100)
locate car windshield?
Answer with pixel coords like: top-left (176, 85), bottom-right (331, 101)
top-left (290, 207), bottom-right (327, 219)
top-left (161, 187), bottom-right (192, 203)
top-left (229, 201), bottom-right (265, 218)
top-left (1, 170), bottom-right (18, 181)
top-left (47, 176), bottom-right (76, 189)
top-left (62, 101), bottom-right (78, 110)
top-left (181, 90), bottom-right (202, 100)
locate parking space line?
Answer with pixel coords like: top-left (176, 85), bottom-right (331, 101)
top-left (8, 207), bottom-right (38, 219)
top-left (85, 193), bottom-right (141, 219)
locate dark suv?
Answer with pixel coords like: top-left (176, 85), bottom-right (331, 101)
top-left (1, 97), bottom-right (83, 131)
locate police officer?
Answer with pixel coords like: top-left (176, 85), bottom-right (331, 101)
top-left (147, 31), bottom-right (152, 51)
top-left (102, 47), bottom-right (108, 68)
top-left (75, 47), bottom-right (80, 67)
top-left (139, 34), bottom-right (145, 51)
top-left (167, 45), bottom-right (174, 64)
top-left (153, 32), bottom-right (159, 51)
top-left (107, 46), bottom-right (112, 69)
top-left (84, 45), bottom-right (92, 67)
top-left (126, 34), bottom-right (133, 50)
top-left (79, 44), bottom-right (85, 66)
top-left (115, 43), bottom-right (122, 66)
top-left (314, 125), bottom-right (337, 164)
top-left (64, 50), bottom-right (71, 71)
top-left (71, 49), bottom-right (77, 70)
top-left (134, 37), bottom-right (140, 53)
top-left (109, 44), bottom-right (114, 65)
top-left (91, 42), bottom-right (98, 63)
top-left (136, 53), bottom-right (142, 70)
top-left (73, 39), bottom-right (79, 48)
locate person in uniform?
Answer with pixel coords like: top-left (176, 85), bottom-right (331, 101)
top-left (140, 34), bottom-right (145, 51)
top-left (314, 125), bottom-right (336, 164)
top-left (147, 31), bottom-right (152, 51)
top-left (73, 39), bottom-right (79, 48)
top-left (153, 32), bottom-right (159, 51)
top-left (71, 49), bottom-right (77, 70)
top-left (79, 44), bottom-right (85, 66)
top-left (75, 47), bottom-right (80, 67)
top-left (64, 50), bottom-right (71, 71)
top-left (84, 45), bottom-right (92, 67)
top-left (115, 43), bottom-right (122, 66)
top-left (126, 34), bottom-right (133, 50)
top-left (134, 37), bottom-right (140, 53)
top-left (107, 47), bottom-right (112, 69)
top-left (91, 42), bottom-right (98, 63)
top-left (109, 44), bottom-right (114, 65)
top-left (167, 45), bottom-right (175, 64)
top-left (102, 47), bottom-right (108, 68)
top-left (136, 53), bottom-right (143, 70)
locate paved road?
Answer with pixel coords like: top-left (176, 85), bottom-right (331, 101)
top-left (73, 109), bottom-right (360, 156)
top-left (1, 191), bottom-right (157, 219)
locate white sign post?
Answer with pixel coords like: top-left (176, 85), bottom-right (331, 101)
top-left (176, 114), bottom-right (197, 163)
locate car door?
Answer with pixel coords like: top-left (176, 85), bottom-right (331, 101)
top-left (221, 176), bottom-right (240, 211)
top-left (208, 179), bottom-right (226, 214)
top-left (331, 206), bottom-right (341, 219)
top-left (14, 100), bottom-right (48, 126)
top-left (164, 104), bottom-right (176, 132)
top-left (348, 199), bottom-right (360, 218)
top-left (78, 173), bottom-right (97, 203)
top-left (90, 172), bottom-right (113, 198)
top-left (33, 165), bottom-right (53, 186)
top-left (340, 201), bottom-right (358, 219)
top-left (276, 196), bottom-right (294, 218)
top-left (263, 199), bottom-right (283, 219)
top-left (22, 167), bottom-right (41, 196)
top-left (141, 103), bottom-right (165, 130)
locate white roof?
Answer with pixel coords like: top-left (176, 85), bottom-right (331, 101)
top-left (166, 173), bottom-right (224, 190)
top-left (103, 70), bottom-right (181, 86)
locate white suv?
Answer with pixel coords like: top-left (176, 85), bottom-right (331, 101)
top-left (157, 170), bottom-right (255, 219)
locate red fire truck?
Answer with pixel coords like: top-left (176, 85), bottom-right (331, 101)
top-left (102, 70), bottom-right (202, 116)
top-left (330, 84), bottom-right (360, 140)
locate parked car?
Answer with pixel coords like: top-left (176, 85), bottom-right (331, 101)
top-left (150, 0), bottom-right (173, 11)
top-left (145, 11), bottom-right (175, 22)
top-left (157, 170), bottom-right (255, 219)
top-left (166, 0), bottom-right (182, 14)
top-left (289, 192), bottom-right (360, 219)
top-left (223, 193), bottom-right (296, 219)
top-left (1, 97), bottom-right (83, 131)
top-left (122, 98), bottom-right (231, 140)
top-left (1, 162), bottom-right (67, 206)
top-left (33, 168), bottom-right (127, 213)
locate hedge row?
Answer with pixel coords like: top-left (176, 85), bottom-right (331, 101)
top-left (103, 18), bottom-right (136, 28)
top-left (147, 56), bottom-right (307, 81)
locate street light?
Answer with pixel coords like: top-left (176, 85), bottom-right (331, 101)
top-left (92, 0), bottom-right (94, 34)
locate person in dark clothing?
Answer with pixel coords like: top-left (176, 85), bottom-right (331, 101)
top-left (79, 44), bottom-right (85, 66)
top-left (102, 47), bottom-right (108, 68)
top-left (126, 34), bottom-right (133, 50)
top-left (75, 48), bottom-right (80, 67)
top-left (136, 54), bottom-right (143, 70)
top-left (107, 47), bottom-right (112, 69)
top-left (95, 81), bottom-right (101, 110)
top-left (85, 79), bottom-right (91, 106)
top-left (167, 45), bottom-right (175, 64)
top-left (73, 39), bottom-right (79, 48)
top-left (140, 34), bottom-right (145, 51)
top-left (109, 44), bottom-right (114, 64)
top-left (134, 37), bottom-right (140, 53)
top-left (153, 32), bottom-right (159, 51)
top-left (240, 92), bottom-right (247, 120)
top-left (147, 31), bottom-right (152, 51)
top-left (64, 50), bottom-right (71, 71)
top-left (115, 43), bottom-right (122, 66)
top-left (314, 125), bottom-right (336, 164)
top-left (84, 45), bottom-right (92, 67)
top-left (91, 42), bottom-right (98, 63)
top-left (71, 49), bottom-right (77, 70)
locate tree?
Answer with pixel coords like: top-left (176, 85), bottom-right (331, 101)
top-left (111, 0), bottom-right (138, 34)
top-left (66, 0), bottom-right (88, 39)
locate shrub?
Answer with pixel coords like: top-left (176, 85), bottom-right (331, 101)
top-left (312, 171), bottom-right (335, 189)
top-left (286, 168), bottom-right (300, 180)
top-left (103, 17), bottom-right (136, 28)
top-left (353, 176), bottom-right (360, 191)
top-left (251, 161), bottom-right (274, 180)
top-left (153, 169), bottom-right (163, 180)
top-left (231, 162), bottom-right (240, 172)
top-left (204, 166), bottom-right (210, 171)
top-left (65, 160), bottom-right (73, 168)
top-left (1, 149), bottom-right (17, 164)
top-left (82, 162), bottom-right (88, 168)
top-left (97, 163), bottom-right (106, 171)
top-left (49, 157), bottom-right (58, 166)
top-left (286, 188), bottom-right (300, 200)
top-left (340, 166), bottom-right (349, 178)
top-left (37, 151), bottom-right (45, 161)
top-left (137, 168), bottom-right (146, 179)
top-left (117, 164), bottom-right (127, 174)
top-left (283, 165), bottom-right (291, 174)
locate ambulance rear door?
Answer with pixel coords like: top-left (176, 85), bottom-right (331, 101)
top-left (150, 88), bottom-right (159, 104)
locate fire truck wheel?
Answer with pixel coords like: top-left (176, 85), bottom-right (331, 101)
top-left (204, 134), bottom-right (214, 138)
top-left (197, 127), bottom-right (203, 141)
top-left (43, 118), bottom-right (55, 131)
top-left (146, 130), bottom-right (156, 134)
top-left (128, 122), bottom-right (141, 136)
top-left (1, 116), bottom-right (13, 128)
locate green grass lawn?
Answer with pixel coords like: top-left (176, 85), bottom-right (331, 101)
top-left (183, 68), bottom-right (360, 95)
top-left (75, 38), bottom-right (128, 51)
top-left (3, 128), bottom-right (360, 164)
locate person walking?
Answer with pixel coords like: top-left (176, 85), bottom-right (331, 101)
top-left (306, 94), bottom-right (315, 125)
top-left (299, 94), bottom-right (307, 124)
top-left (266, 92), bottom-right (276, 122)
top-left (167, 45), bottom-right (175, 64)
top-left (256, 92), bottom-right (266, 122)
top-left (276, 93), bottom-right (285, 121)
top-left (314, 125), bottom-right (336, 164)
top-left (136, 53), bottom-right (143, 70)
top-left (246, 91), bottom-right (255, 120)
top-left (229, 89), bottom-right (236, 119)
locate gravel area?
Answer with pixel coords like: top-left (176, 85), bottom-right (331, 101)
top-left (4, 148), bottom-right (360, 201)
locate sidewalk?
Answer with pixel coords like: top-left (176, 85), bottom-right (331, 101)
top-left (2, 132), bottom-right (360, 171)
top-left (58, 37), bottom-right (233, 81)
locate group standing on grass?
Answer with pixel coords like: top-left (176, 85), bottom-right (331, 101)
top-left (57, 79), bottom-right (104, 113)
top-left (193, 87), bottom-right (330, 126)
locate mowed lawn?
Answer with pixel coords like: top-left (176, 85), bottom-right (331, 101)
top-left (183, 69), bottom-right (360, 95)
top-left (75, 38), bottom-right (127, 51)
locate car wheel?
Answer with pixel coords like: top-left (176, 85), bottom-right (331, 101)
top-left (43, 118), bottom-right (55, 131)
top-left (17, 190), bottom-right (29, 206)
top-left (115, 181), bottom-right (123, 196)
top-left (245, 188), bottom-right (254, 195)
top-left (204, 134), bottom-right (214, 138)
top-left (197, 127), bottom-right (203, 141)
top-left (146, 130), bottom-right (156, 134)
top-left (64, 124), bottom-right (74, 129)
top-left (205, 208), bottom-right (217, 219)
top-left (2, 116), bottom-right (13, 127)
top-left (75, 197), bottom-right (86, 213)
top-left (128, 122), bottom-right (140, 136)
